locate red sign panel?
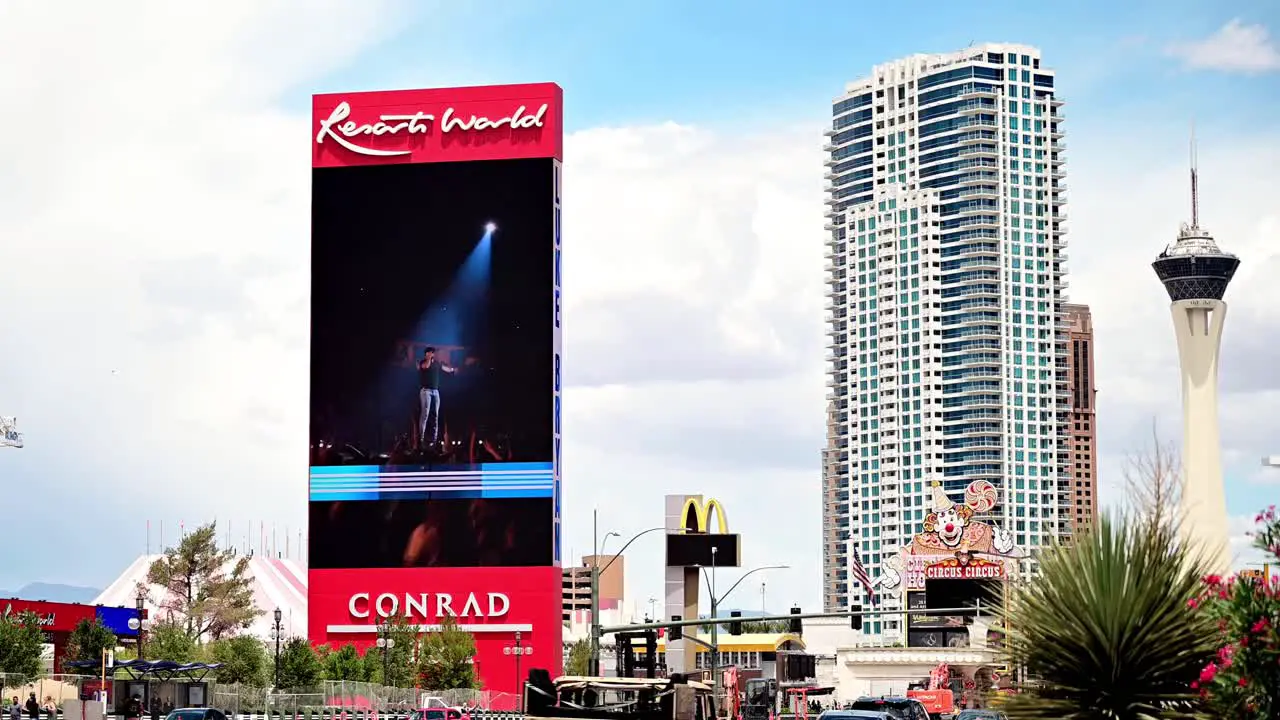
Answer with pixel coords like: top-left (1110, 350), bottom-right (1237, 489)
top-left (312, 83), bottom-right (563, 168)
top-left (923, 556), bottom-right (1006, 581)
top-left (1, 599), bottom-right (97, 634)
top-left (308, 567), bottom-right (563, 704)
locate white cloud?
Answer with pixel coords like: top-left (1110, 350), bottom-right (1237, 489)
top-left (1167, 19), bottom-right (1280, 72)
top-left (0, 0), bottom-right (408, 586)
top-left (1229, 513), bottom-right (1272, 571)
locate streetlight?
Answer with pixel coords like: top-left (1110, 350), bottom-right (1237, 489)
top-left (375, 625), bottom-right (396, 684)
top-left (702, 564), bottom-right (789, 700)
top-left (134, 593), bottom-right (146, 661)
top-left (589, 510), bottom-right (665, 675)
top-left (504, 631), bottom-right (533, 712)
top-left (272, 608), bottom-right (283, 688)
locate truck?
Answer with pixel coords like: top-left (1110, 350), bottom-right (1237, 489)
top-left (524, 672), bottom-right (717, 720)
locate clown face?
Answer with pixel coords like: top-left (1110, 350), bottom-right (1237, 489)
top-left (935, 505), bottom-right (966, 547)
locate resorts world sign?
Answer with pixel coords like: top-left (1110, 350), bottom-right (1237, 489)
top-left (316, 101), bottom-right (550, 157)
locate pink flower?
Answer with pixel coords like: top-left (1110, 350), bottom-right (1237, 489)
top-left (1252, 617), bottom-right (1270, 634)
top-left (1203, 574), bottom-right (1223, 587)
top-left (1218, 644), bottom-right (1235, 665)
top-left (1187, 597), bottom-right (1200, 609)
top-left (1199, 662), bottom-right (1218, 684)
top-left (1238, 677), bottom-right (1249, 688)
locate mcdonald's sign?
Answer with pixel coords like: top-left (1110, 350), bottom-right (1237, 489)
top-left (666, 496), bottom-right (741, 568)
top-left (681, 497), bottom-right (729, 534)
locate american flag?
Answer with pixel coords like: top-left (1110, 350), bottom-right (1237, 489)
top-left (851, 553), bottom-right (877, 604)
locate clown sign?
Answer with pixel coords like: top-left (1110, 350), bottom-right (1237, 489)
top-left (872, 480), bottom-right (1025, 597)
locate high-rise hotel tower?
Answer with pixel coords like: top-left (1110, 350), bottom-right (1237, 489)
top-left (821, 44), bottom-right (1070, 637)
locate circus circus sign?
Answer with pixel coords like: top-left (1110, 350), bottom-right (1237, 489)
top-left (924, 556), bottom-right (1006, 581)
top-left (874, 480), bottom-right (1026, 596)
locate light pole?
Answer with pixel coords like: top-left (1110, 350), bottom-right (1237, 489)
top-left (375, 625), bottom-right (396, 685)
top-left (504, 631), bottom-right (533, 711)
top-left (272, 608), bottom-right (283, 688)
top-left (703, 563), bottom-right (788, 703)
top-left (589, 510), bottom-right (664, 675)
top-left (135, 593), bottom-right (146, 661)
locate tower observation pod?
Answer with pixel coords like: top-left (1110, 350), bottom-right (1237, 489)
top-left (1151, 139), bottom-right (1239, 575)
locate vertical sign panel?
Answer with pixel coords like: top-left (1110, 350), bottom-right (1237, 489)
top-left (308, 83), bottom-right (565, 703)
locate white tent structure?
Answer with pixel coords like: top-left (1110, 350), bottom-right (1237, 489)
top-left (93, 554), bottom-right (308, 641)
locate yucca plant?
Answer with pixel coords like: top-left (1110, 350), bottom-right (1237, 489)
top-left (998, 513), bottom-right (1217, 719)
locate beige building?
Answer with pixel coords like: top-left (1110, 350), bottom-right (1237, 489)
top-left (1063, 303), bottom-right (1098, 537)
top-left (562, 554), bottom-right (625, 622)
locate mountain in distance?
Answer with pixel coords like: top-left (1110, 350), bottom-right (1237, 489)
top-left (0, 583), bottom-right (103, 604)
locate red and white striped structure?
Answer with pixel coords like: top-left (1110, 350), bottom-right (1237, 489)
top-left (93, 554), bottom-right (308, 641)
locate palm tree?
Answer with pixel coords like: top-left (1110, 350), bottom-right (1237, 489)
top-left (999, 514), bottom-right (1217, 719)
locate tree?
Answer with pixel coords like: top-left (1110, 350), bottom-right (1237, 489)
top-left (64, 618), bottom-right (118, 665)
top-left (1123, 421), bottom-right (1183, 531)
top-left (371, 614), bottom-right (420, 688)
top-left (317, 643), bottom-right (370, 682)
top-left (417, 616), bottom-right (478, 690)
top-left (565, 638), bottom-right (590, 676)
top-left (999, 513), bottom-right (1217, 719)
top-left (146, 522), bottom-right (260, 642)
top-left (276, 637), bottom-right (323, 689)
top-left (0, 611), bottom-right (45, 683)
top-left (742, 620), bottom-right (790, 633)
top-left (145, 620), bottom-right (200, 663)
top-left (208, 635), bottom-right (269, 687)
top-left (1191, 506), bottom-right (1280, 717)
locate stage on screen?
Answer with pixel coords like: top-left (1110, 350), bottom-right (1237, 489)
top-left (311, 159), bottom-right (554, 473)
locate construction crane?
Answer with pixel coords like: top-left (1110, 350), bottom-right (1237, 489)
top-left (1, 417), bottom-right (23, 448)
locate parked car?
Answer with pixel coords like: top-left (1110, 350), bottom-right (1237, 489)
top-left (956, 711), bottom-right (1008, 720)
top-left (819, 711), bottom-right (895, 720)
top-left (844, 697), bottom-right (931, 720)
top-left (164, 709), bottom-right (229, 720)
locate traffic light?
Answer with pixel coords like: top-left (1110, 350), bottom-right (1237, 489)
top-left (669, 615), bottom-right (683, 641)
top-left (850, 604), bottom-right (863, 630)
top-left (729, 610), bottom-right (743, 635)
top-left (788, 607), bottom-right (802, 634)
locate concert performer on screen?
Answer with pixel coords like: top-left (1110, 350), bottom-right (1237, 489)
top-left (418, 346), bottom-right (457, 449)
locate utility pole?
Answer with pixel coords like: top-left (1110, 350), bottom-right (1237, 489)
top-left (588, 515), bottom-right (663, 676)
top-left (590, 510), bottom-right (599, 676)
top-left (708, 547), bottom-right (719, 703)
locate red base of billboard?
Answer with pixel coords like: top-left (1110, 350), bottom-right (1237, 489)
top-left (308, 567), bottom-right (563, 706)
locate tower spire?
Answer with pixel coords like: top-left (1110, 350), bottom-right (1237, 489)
top-left (1190, 120), bottom-right (1199, 229)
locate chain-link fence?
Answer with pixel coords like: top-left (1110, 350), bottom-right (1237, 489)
top-left (3, 674), bottom-right (520, 718)
top-left (207, 684), bottom-right (520, 716)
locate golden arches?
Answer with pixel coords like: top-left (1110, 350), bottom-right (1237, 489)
top-left (681, 497), bottom-right (729, 534)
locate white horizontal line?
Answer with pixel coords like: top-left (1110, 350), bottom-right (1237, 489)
top-left (326, 623), bottom-right (533, 634)
top-left (316, 477), bottom-right (553, 484)
top-left (312, 470), bottom-right (552, 479)
top-left (312, 481), bottom-right (552, 486)
top-left (310, 481), bottom-right (553, 488)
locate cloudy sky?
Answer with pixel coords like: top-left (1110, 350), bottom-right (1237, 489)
top-left (0, 0), bottom-right (1277, 611)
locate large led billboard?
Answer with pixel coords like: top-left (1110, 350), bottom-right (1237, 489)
top-left (308, 83), bottom-right (564, 703)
